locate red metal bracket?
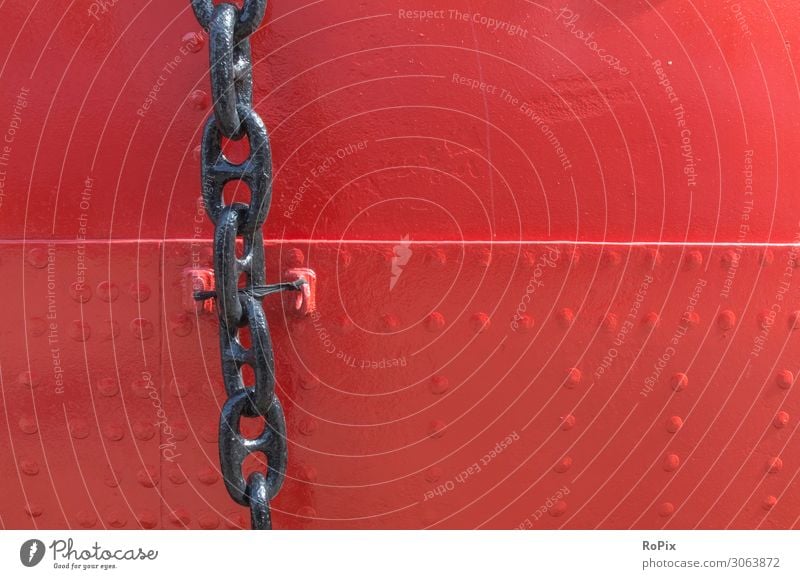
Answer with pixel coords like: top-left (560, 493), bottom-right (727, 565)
top-left (183, 268), bottom-right (215, 314)
top-left (183, 266), bottom-right (316, 316)
top-left (285, 268), bottom-right (317, 316)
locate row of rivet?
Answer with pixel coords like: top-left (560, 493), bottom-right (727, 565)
top-left (416, 309), bottom-right (800, 332)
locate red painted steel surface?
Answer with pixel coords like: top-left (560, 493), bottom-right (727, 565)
top-left (1, 0), bottom-right (800, 529)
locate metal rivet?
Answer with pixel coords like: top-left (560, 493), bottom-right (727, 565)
top-left (70, 282), bottom-right (92, 303)
top-left (137, 510), bottom-right (158, 529)
top-left (789, 311), bottom-right (800, 330)
top-left (299, 376), bottom-right (318, 391)
top-left (666, 416), bottom-right (683, 433)
top-left (77, 510), bottom-right (97, 528)
top-left (70, 420), bottom-right (90, 439)
top-left (133, 421), bottom-right (155, 441)
top-left (131, 318), bottom-right (154, 340)
top-left (197, 466), bottom-right (219, 485)
top-left (557, 308), bottom-right (574, 327)
top-left (182, 31), bottom-right (205, 52)
top-left (471, 312), bottom-right (490, 333)
top-left (671, 373), bottom-right (688, 392)
top-left (299, 417), bottom-right (318, 436)
top-left (104, 470), bottom-right (121, 488)
top-left (18, 415), bottom-right (38, 434)
top-left (382, 314), bottom-right (399, 330)
top-left (549, 501), bottom-right (567, 517)
top-left (188, 89), bottom-right (209, 110)
top-left (428, 420), bottom-right (446, 438)
top-left (97, 378), bottom-right (119, 397)
top-left (514, 314), bottom-right (535, 332)
top-left (25, 504), bottom-right (43, 518)
top-left (167, 466), bottom-right (187, 485)
top-left (18, 371), bottom-right (41, 388)
top-left (426, 248), bottom-right (447, 266)
top-left (20, 459), bottom-right (39, 476)
top-left (554, 456), bottom-right (572, 473)
top-left (766, 457), bottom-right (783, 474)
top-left (169, 378), bottom-right (191, 398)
top-left (430, 375), bottom-right (450, 395)
top-left (199, 512), bottom-right (220, 529)
top-left (426, 312), bottom-right (446, 331)
top-left (720, 250), bottom-right (738, 269)
top-left (522, 250), bottom-right (537, 267)
top-left (774, 411), bottom-right (790, 429)
top-left (685, 311), bottom-right (700, 326)
top-left (564, 368), bottom-right (581, 389)
top-left (299, 465), bottom-right (318, 483)
top-left (28, 317), bottom-right (47, 337)
top-left (776, 370), bottom-right (793, 390)
top-left (137, 466), bottom-right (160, 487)
top-left (105, 510), bottom-right (127, 528)
top-left (103, 424), bottom-right (124, 441)
top-left (561, 414), bottom-right (576, 431)
top-left (297, 506), bottom-right (316, 519)
top-left (26, 248), bottom-right (49, 268)
top-left (658, 502), bottom-right (674, 517)
top-left (131, 377), bottom-right (151, 398)
top-left (762, 495), bottom-right (777, 510)
top-left (168, 508), bottom-right (191, 527)
top-left (663, 453), bottom-right (680, 472)
top-left (390, 247), bottom-right (408, 267)
top-left (338, 248), bottom-right (353, 269)
top-left (684, 250), bottom-right (703, 270)
top-left (642, 311), bottom-right (659, 328)
top-left (602, 313), bottom-right (618, 331)
top-left (602, 250), bottom-right (621, 267)
top-left (170, 313), bottom-right (193, 336)
top-left (172, 422), bottom-right (189, 441)
top-left (129, 283), bottom-right (151, 302)
top-left (287, 248), bottom-right (305, 267)
top-left (424, 466), bottom-right (442, 482)
top-left (717, 310), bottom-right (736, 330)
top-left (70, 321), bottom-right (91, 342)
top-left (647, 248), bottom-right (662, 267)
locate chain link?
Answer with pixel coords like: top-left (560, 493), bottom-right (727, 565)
top-left (189, 0), bottom-right (288, 530)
